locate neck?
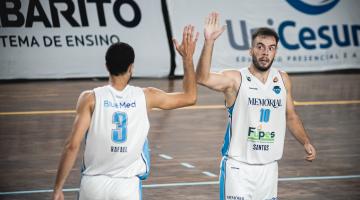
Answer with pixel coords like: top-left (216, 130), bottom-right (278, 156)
top-left (109, 74), bottom-right (129, 91)
top-left (249, 64), bottom-right (271, 84)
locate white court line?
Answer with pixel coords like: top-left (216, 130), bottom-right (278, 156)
top-left (158, 154), bottom-right (173, 160)
top-left (180, 162), bottom-right (195, 168)
top-left (202, 171), bottom-right (218, 177)
top-left (0, 188), bottom-right (79, 195)
top-left (143, 181), bottom-right (218, 188)
top-left (279, 175), bottom-right (360, 181)
top-left (1, 175), bottom-right (360, 195)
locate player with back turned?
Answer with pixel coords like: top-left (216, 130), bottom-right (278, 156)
top-left (52, 25), bottom-right (199, 200)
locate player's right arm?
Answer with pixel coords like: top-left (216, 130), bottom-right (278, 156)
top-left (52, 91), bottom-right (94, 200)
top-left (144, 25), bottom-right (198, 110)
top-left (196, 12), bottom-right (240, 106)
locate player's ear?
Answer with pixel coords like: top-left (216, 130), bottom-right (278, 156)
top-left (128, 64), bottom-right (134, 74)
top-left (249, 47), bottom-right (253, 57)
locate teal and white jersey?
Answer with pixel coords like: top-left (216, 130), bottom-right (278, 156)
top-left (222, 67), bottom-right (287, 164)
top-left (82, 85), bottom-right (150, 180)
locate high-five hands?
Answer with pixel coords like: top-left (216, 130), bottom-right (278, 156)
top-left (173, 25), bottom-right (199, 59)
top-left (204, 12), bottom-right (226, 42)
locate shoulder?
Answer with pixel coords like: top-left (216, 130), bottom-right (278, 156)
top-left (278, 70), bottom-right (289, 78)
top-left (220, 69), bottom-right (241, 78)
top-left (143, 87), bottom-right (160, 98)
top-left (220, 69), bottom-right (242, 86)
top-left (143, 87), bottom-right (159, 95)
top-left (142, 87), bottom-right (167, 110)
top-left (78, 90), bottom-right (95, 109)
top-left (278, 70), bottom-right (292, 90)
top-left (79, 90), bottom-right (95, 100)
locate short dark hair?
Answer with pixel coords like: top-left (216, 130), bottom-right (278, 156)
top-left (251, 27), bottom-right (279, 46)
top-left (105, 42), bottom-right (135, 76)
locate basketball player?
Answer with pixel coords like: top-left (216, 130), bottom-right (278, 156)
top-left (52, 25), bottom-right (199, 200)
top-left (196, 13), bottom-right (316, 200)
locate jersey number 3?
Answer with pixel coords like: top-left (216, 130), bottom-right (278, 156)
top-left (112, 112), bottom-right (128, 143)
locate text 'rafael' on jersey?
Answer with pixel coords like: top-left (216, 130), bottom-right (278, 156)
top-left (82, 85), bottom-right (150, 179)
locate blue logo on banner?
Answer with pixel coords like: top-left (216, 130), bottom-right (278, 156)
top-left (286, 0), bottom-right (340, 15)
top-left (273, 86), bottom-right (281, 94)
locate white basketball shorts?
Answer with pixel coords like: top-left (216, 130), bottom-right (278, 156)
top-left (79, 175), bottom-right (141, 200)
top-left (220, 157), bottom-right (278, 200)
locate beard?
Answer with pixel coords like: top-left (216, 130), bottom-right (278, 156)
top-left (252, 55), bottom-right (274, 72)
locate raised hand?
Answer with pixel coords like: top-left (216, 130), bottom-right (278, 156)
top-left (204, 12), bottom-right (226, 42)
top-left (173, 25), bottom-right (199, 60)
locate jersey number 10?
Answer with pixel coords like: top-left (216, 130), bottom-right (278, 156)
top-left (260, 108), bottom-right (271, 123)
top-left (112, 112), bottom-right (128, 143)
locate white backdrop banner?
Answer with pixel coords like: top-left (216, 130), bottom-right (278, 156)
top-left (0, 0), bottom-right (170, 79)
top-left (167, 0), bottom-right (360, 75)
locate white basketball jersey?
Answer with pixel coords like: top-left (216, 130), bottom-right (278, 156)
top-left (222, 68), bottom-right (287, 164)
top-left (82, 85), bottom-right (150, 179)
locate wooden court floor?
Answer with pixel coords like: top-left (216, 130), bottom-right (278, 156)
top-left (0, 73), bottom-right (359, 200)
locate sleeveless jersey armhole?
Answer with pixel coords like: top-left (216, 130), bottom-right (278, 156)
top-left (278, 70), bottom-right (288, 96)
top-left (225, 71), bottom-right (242, 110)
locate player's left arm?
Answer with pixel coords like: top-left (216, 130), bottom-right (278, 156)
top-left (52, 91), bottom-right (94, 200)
top-left (281, 71), bottom-right (316, 162)
top-left (144, 25), bottom-right (198, 110)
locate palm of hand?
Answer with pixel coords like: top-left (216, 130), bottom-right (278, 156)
top-left (204, 25), bottom-right (223, 40)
